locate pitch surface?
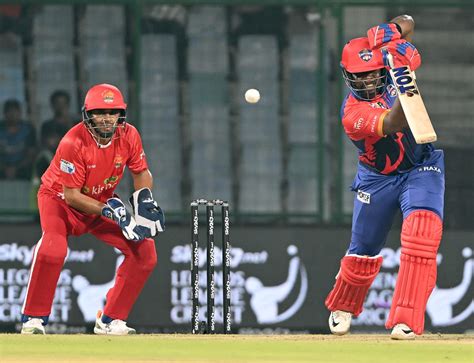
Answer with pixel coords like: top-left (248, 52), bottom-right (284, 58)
top-left (0, 334), bottom-right (472, 362)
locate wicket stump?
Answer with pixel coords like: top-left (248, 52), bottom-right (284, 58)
top-left (190, 199), bottom-right (231, 334)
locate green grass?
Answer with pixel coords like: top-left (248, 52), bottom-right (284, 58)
top-left (0, 334), bottom-right (472, 363)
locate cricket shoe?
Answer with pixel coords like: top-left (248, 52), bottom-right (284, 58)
top-left (21, 318), bottom-right (46, 335)
top-left (94, 310), bottom-right (136, 335)
top-left (391, 323), bottom-right (416, 340)
top-left (329, 310), bottom-right (352, 335)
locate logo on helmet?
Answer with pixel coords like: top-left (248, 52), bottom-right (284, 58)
top-left (359, 48), bottom-right (373, 62)
top-left (101, 90), bottom-right (115, 104)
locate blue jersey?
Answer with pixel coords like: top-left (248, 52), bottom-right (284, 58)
top-left (0, 120), bottom-right (36, 165)
top-left (341, 83), bottom-right (433, 175)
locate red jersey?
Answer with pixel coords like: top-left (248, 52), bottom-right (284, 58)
top-left (341, 85), bottom-right (432, 175)
top-left (41, 122), bottom-right (148, 202)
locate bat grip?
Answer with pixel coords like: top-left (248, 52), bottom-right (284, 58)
top-left (382, 48), bottom-right (395, 69)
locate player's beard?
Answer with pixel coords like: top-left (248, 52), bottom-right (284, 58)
top-left (86, 118), bottom-right (124, 145)
top-left (95, 120), bottom-right (117, 139)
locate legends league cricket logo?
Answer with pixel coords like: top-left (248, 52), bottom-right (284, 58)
top-left (426, 247), bottom-right (474, 326)
top-left (69, 245), bottom-right (472, 327)
top-left (354, 246), bottom-right (473, 328)
top-left (72, 250), bottom-right (124, 322)
top-left (245, 245), bottom-right (308, 324)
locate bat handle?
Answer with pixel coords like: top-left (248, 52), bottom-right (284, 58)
top-left (381, 48), bottom-right (395, 69)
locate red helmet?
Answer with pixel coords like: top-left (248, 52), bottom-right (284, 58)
top-left (340, 37), bottom-right (388, 101)
top-left (82, 84), bottom-right (127, 143)
top-left (83, 83), bottom-right (127, 112)
top-left (341, 37), bottom-right (384, 73)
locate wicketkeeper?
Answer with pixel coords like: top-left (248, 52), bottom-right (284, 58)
top-left (325, 15), bottom-right (444, 339)
top-left (20, 83), bottom-right (165, 335)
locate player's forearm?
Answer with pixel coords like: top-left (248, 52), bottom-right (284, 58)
top-left (383, 98), bottom-right (408, 135)
top-left (132, 169), bottom-right (153, 191)
top-left (390, 14), bottom-right (415, 41)
top-left (63, 187), bottom-right (105, 215)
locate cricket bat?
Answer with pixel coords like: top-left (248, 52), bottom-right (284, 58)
top-left (384, 50), bottom-right (437, 144)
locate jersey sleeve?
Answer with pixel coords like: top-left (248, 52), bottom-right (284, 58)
top-left (342, 103), bottom-right (389, 141)
top-left (126, 125), bottom-right (149, 173)
top-left (56, 137), bottom-right (86, 189)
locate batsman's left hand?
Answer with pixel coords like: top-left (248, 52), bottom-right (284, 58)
top-left (130, 188), bottom-right (165, 237)
top-left (382, 39), bottom-right (421, 71)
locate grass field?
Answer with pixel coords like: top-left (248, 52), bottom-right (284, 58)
top-left (0, 334), bottom-right (472, 363)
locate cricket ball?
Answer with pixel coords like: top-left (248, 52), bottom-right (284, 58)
top-left (245, 88), bottom-right (260, 104)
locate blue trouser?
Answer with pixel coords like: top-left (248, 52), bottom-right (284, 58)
top-left (348, 150), bottom-right (445, 256)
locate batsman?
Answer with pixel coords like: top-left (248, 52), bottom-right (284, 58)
top-left (20, 84), bottom-right (165, 335)
top-left (325, 15), bottom-right (444, 339)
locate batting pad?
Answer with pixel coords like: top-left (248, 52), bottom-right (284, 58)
top-left (386, 210), bottom-right (443, 334)
top-left (325, 254), bottom-right (383, 316)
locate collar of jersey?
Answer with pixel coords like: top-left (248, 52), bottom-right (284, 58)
top-left (98, 140), bottom-right (112, 148)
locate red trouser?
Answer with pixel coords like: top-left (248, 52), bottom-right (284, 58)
top-left (21, 187), bottom-right (157, 320)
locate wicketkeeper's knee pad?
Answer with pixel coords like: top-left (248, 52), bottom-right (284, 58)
top-left (386, 210), bottom-right (442, 334)
top-left (325, 254), bottom-right (383, 316)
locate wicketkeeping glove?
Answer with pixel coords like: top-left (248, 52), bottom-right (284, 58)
top-left (367, 23), bottom-right (402, 49)
top-left (102, 197), bottom-right (150, 242)
top-left (129, 188), bottom-right (165, 237)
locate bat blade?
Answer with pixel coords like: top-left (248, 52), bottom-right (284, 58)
top-left (389, 64), bottom-right (437, 144)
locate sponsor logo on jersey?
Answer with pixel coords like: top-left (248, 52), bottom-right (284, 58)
top-left (370, 115), bottom-right (378, 133)
top-left (418, 166), bottom-right (441, 173)
top-left (369, 102), bottom-right (386, 109)
top-left (113, 156), bottom-right (123, 168)
top-left (92, 182), bottom-right (118, 196)
top-left (359, 48), bottom-right (373, 62)
top-left (101, 90), bottom-right (115, 103)
top-left (357, 190), bottom-right (371, 204)
top-left (354, 117), bottom-right (364, 130)
top-left (81, 176), bottom-right (120, 196)
top-left (104, 176), bottom-right (118, 185)
top-left (60, 159), bottom-right (75, 174)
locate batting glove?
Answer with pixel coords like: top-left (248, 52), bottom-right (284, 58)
top-left (382, 39), bottom-right (421, 70)
top-left (102, 197), bottom-right (150, 242)
top-left (129, 188), bottom-right (165, 237)
top-left (367, 23), bottom-right (402, 49)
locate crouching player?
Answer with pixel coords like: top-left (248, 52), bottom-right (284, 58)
top-left (325, 15), bottom-right (444, 339)
top-left (20, 84), bottom-right (165, 335)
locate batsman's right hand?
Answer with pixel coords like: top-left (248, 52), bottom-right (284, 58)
top-left (102, 197), bottom-right (150, 242)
